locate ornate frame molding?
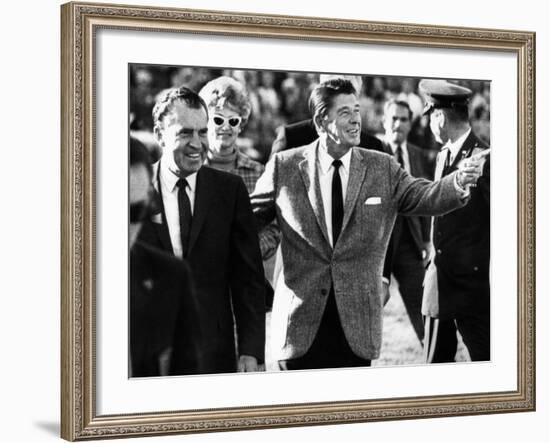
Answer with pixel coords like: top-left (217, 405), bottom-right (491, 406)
top-left (61, 1), bottom-right (535, 440)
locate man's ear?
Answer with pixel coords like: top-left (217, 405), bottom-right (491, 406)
top-left (153, 125), bottom-right (164, 147)
top-left (436, 109), bottom-right (446, 129)
top-left (313, 113), bottom-right (325, 135)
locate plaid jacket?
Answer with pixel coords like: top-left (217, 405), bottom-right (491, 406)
top-left (205, 151), bottom-right (280, 259)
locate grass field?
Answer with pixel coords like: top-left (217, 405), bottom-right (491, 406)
top-left (374, 278), bottom-right (469, 367)
top-left (373, 280), bottom-right (424, 366)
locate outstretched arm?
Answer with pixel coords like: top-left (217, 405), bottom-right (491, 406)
top-left (392, 156), bottom-right (470, 217)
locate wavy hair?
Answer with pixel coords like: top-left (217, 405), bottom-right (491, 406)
top-left (199, 76), bottom-right (252, 125)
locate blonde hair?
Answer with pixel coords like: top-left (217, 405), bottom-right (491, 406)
top-left (199, 76), bottom-right (252, 125)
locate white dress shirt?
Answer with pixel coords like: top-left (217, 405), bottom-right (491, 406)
top-left (434, 147), bottom-right (448, 181)
top-left (317, 145), bottom-right (352, 247)
top-left (445, 128), bottom-right (472, 166)
top-left (434, 129), bottom-right (472, 193)
top-left (158, 158), bottom-right (197, 259)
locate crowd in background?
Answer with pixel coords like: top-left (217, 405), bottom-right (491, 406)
top-left (129, 69), bottom-right (491, 375)
top-left (129, 65), bottom-right (491, 164)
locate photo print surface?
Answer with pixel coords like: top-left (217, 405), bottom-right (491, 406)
top-left (128, 64), bottom-right (491, 378)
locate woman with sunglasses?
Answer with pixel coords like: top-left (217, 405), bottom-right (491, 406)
top-left (198, 76), bottom-right (266, 195)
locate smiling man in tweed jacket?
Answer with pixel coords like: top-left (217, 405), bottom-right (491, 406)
top-left (251, 79), bottom-right (484, 370)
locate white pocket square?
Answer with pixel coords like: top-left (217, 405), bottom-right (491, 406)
top-left (150, 213), bottom-right (163, 224)
top-left (364, 197), bottom-right (382, 205)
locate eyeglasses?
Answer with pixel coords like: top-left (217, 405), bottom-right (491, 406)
top-left (211, 114), bottom-right (242, 128)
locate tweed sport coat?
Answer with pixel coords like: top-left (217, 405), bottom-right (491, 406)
top-left (251, 141), bottom-right (467, 361)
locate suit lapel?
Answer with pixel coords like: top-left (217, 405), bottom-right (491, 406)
top-left (298, 142), bottom-right (331, 247)
top-left (341, 148), bottom-right (368, 236)
top-left (381, 141), bottom-right (393, 156)
top-left (152, 163), bottom-right (175, 253)
top-left (187, 167), bottom-right (214, 255)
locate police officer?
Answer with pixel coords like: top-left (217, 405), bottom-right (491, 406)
top-left (420, 79), bottom-right (491, 363)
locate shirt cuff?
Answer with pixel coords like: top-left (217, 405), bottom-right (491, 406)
top-left (453, 172), bottom-right (470, 198)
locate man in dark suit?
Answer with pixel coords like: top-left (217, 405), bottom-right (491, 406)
top-left (420, 79), bottom-right (491, 363)
top-left (130, 242), bottom-right (199, 376)
top-left (252, 79), bottom-right (485, 370)
top-left (381, 99), bottom-right (434, 343)
top-left (138, 86), bottom-right (266, 374)
top-left (129, 137), bottom-right (201, 377)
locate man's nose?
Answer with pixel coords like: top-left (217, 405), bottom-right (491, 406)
top-left (189, 131), bottom-right (201, 148)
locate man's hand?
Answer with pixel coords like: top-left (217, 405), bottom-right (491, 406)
top-left (237, 355), bottom-right (264, 372)
top-left (382, 280), bottom-right (391, 307)
top-left (457, 148), bottom-right (490, 189)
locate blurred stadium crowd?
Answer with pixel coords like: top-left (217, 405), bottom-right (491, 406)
top-left (130, 65), bottom-right (490, 164)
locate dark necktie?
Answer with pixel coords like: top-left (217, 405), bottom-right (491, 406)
top-left (176, 178), bottom-right (192, 257)
top-left (445, 149), bottom-right (451, 169)
top-left (443, 148), bottom-right (451, 172)
top-left (395, 145), bottom-right (405, 169)
top-left (331, 159), bottom-right (344, 246)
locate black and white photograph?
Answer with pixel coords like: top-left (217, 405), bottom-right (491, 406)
top-left (128, 64), bottom-right (491, 378)
top-left (56, 1), bottom-right (536, 440)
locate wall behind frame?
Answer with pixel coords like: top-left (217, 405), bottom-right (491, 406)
top-left (0, 0), bottom-right (545, 442)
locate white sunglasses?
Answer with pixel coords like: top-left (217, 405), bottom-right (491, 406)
top-left (211, 114), bottom-right (242, 128)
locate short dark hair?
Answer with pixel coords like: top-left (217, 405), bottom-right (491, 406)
top-left (309, 78), bottom-right (357, 122)
top-left (442, 105), bottom-right (470, 124)
top-left (152, 85), bottom-right (208, 133)
top-left (130, 136), bottom-right (152, 177)
top-left (384, 99), bottom-right (413, 121)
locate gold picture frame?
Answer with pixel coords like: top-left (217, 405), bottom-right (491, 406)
top-left (61, 1), bottom-right (535, 440)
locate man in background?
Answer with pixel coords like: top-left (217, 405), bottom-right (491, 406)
top-left (381, 99), bottom-right (433, 343)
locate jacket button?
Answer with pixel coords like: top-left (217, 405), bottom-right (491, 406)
top-left (474, 266), bottom-right (479, 271)
top-left (321, 289), bottom-right (328, 296)
top-left (436, 249), bottom-right (442, 255)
